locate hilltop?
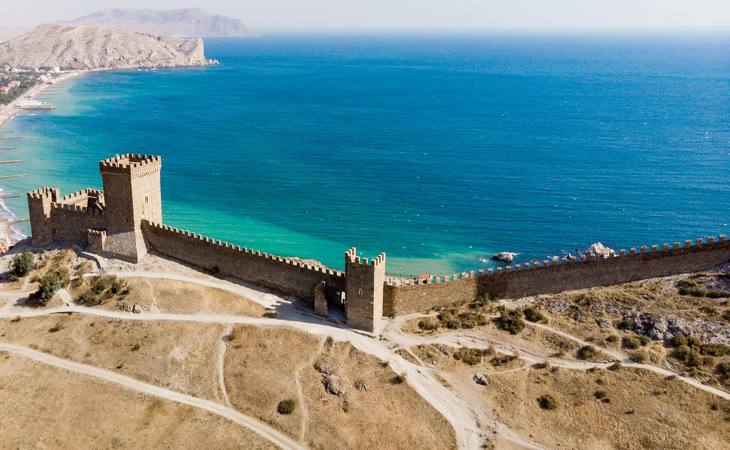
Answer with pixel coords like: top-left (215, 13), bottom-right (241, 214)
top-left (65, 8), bottom-right (255, 38)
top-left (0, 23), bottom-right (214, 70)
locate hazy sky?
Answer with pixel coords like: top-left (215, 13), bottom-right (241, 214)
top-left (5, 0), bottom-right (730, 30)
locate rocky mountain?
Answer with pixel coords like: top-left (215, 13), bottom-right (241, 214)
top-left (0, 23), bottom-right (215, 70)
top-left (65, 8), bottom-right (254, 38)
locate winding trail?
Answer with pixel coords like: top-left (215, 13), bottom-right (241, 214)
top-left (218, 324), bottom-right (233, 407)
top-left (0, 341), bottom-right (304, 450)
top-left (5, 268), bottom-right (728, 450)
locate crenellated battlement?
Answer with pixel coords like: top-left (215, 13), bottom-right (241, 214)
top-left (345, 247), bottom-right (386, 268)
top-left (61, 188), bottom-right (103, 202)
top-left (143, 221), bottom-right (346, 278)
top-left (28, 187), bottom-right (60, 201)
top-left (99, 154), bottom-right (162, 178)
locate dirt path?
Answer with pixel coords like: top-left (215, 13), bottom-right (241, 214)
top-left (0, 298), bottom-right (485, 448)
top-left (218, 324), bottom-right (233, 407)
top-left (0, 341), bottom-right (304, 450)
top-left (294, 337), bottom-right (325, 441)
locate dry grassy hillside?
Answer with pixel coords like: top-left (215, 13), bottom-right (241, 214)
top-left (0, 23), bottom-right (211, 69)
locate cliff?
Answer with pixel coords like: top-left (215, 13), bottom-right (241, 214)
top-left (65, 8), bottom-right (255, 38)
top-left (0, 23), bottom-right (213, 70)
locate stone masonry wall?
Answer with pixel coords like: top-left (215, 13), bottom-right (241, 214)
top-left (383, 237), bottom-right (730, 316)
top-left (141, 221), bottom-right (346, 302)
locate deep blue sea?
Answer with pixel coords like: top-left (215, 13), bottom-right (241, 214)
top-left (2, 34), bottom-right (729, 275)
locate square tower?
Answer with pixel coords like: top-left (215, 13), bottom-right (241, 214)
top-left (99, 154), bottom-right (162, 262)
top-left (345, 248), bottom-right (386, 333)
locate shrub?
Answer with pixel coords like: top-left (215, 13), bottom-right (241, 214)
top-left (628, 351), bottom-right (647, 363)
top-left (615, 318), bottom-right (635, 330)
top-left (639, 336), bottom-right (650, 346)
top-left (418, 318), bottom-right (439, 331)
top-left (576, 345), bottom-right (599, 360)
top-left (700, 343), bottom-right (730, 357)
top-left (458, 311), bottom-right (487, 329)
top-left (606, 335), bottom-right (619, 343)
top-left (722, 310), bottom-right (730, 322)
top-left (495, 309), bottom-right (526, 335)
top-left (11, 251), bottom-right (34, 278)
top-left (673, 345), bottom-right (703, 367)
top-left (393, 372), bottom-right (408, 384)
top-left (594, 390), bottom-right (607, 400)
top-left (537, 394), bottom-right (557, 410)
top-left (622, 336), bottom-right (641, 350)
top-left (608, 362), bottom-right (622, 371)
top-left (48, 323), bottom-right (64, 333)
top-left (437, 310), bottom-right (461, 329)
top-left (523, 307), bottom-right (546, 323)
top-left (76, 275), bottom-right (128, 306)
top-left (277, 399), bottom-right (297, 415)
top-left (716, 362), bottom-right (730, 380)
top-left (670, 334), bottom-right (688, 347)
top-left (490, 354), bottom-right (518, 367)
top-left (454, 347), bottom-right (490, 366)
top-left (37, 271), bottom-right (66, 303)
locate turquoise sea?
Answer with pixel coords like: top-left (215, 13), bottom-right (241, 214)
top-left (1, 34), bottom-right (729, 275)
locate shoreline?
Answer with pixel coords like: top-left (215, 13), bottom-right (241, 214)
top-left (0, 70), bottom-right (87, 248)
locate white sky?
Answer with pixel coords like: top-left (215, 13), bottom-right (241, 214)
top-left (4, 0), bottom-right (730, 30)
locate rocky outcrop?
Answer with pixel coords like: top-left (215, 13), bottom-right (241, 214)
top-left (65, 8), bottom-right (255, 38)
top-left (492, 252), bottom-right (517, 263)
top-left (0, 23), bottom-right (213, 70)
top-left (584, 242), bottom-right (615, 259)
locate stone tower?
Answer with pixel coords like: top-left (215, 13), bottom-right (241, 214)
top-left (27, 187), bottom-right (60, 246)
top-left (99, 154), bottom-right (162, 262)
top-left (345, 248), bottom-right (386, 333)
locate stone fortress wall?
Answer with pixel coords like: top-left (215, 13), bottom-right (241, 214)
top-left (383, 237), bottom-right (730, 316)
top-left (27, 154), bottom-right (730, 333)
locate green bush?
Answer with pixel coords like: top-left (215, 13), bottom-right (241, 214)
top-left (537, 394), bottom-right (557, 410)
top-left (76, 275), bottom-right (128, 306)
top-left (615, 318), bottom-right (635, 330)
top-left (701, 343), bottom-right (730, 357)
top-left (454, 347), bottom-right (490, 366)
top-left (418, 318), bottom-right (439, 331)
top-left (716, 362), bottom-right (730, 380)
top-left (606, 335), bottom-right (619, 344)
top-left (622, 336), bottom-right (641, 350)
top-left (639, 336), bottom-right (651, 346)
top-left (628, 351), bottom-right (648, 363)
top-left (11, 251), bottom-right (34, 278)
top-left (437, 310), bottom-right (461, 329)
top-left (608, 362), bottom-right (622, 371)
top-left (276, 399), bottom-right (297, 415)
top-left (576, 345), bottom-right (599, 360)
top-left (523, 307), bottom-right (546, 323)
top-left (669, 334), bottom-right (688, 347)
top-left (593, 390), bottom-right (607, 399)
top-left (490, 354), bottom-right (518, 367)
top-left (458, 311), bottom-right (487, 329)
top-left (673, 345), bottom-right (703, 367)
top-left (36, 271), bottom-right (66, 304)
top-left (495, 309), bottom-right (526, 335)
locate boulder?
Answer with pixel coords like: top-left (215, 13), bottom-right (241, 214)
top-left (322, 374), bottom-right (347, 396)
top-left (473, 373), bottom-right (489, 386)
top-left (491, 252), bottom-right (517, 263)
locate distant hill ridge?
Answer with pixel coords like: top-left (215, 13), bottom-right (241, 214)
top-left (0, 23), bottom-right (215, 70)
top-left (65, 8), bottom-right (255, 38)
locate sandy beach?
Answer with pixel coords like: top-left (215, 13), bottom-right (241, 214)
top-left (0, 70), bottom-right (86, 248)
top-left (0, 70), bottom-right (84, 129)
